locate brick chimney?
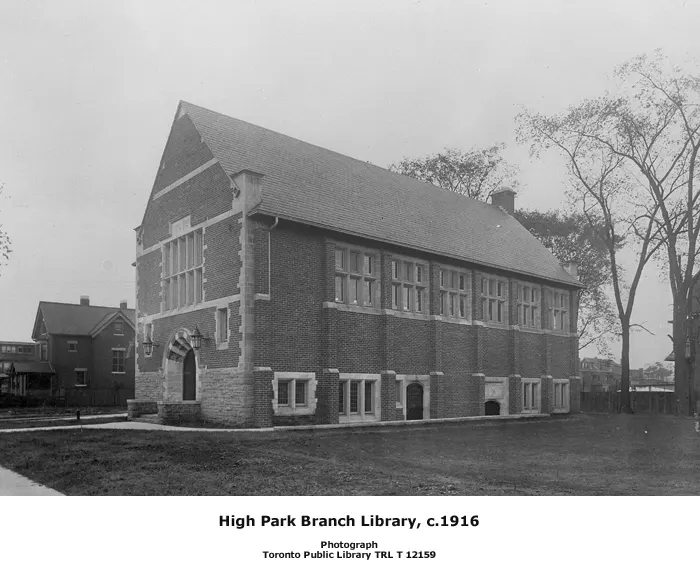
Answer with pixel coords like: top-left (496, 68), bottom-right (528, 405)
top-left (563, 262), bottom-right (578, 280)
top-left (120, 300), bottom-right (128, 309)
top-left (80, 296), bottom-right (90, 306)
top-left (491, 187), bottom-right (516, 215)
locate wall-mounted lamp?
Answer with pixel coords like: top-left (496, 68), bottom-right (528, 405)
top-left (191, 326), bottom-right (206, 350)
top-left (142, 334), bottom-right (159, 357)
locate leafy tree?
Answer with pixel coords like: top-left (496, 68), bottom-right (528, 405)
top-left (643, 361), bottom-right (673, 381)
top-left (514, 209), bottom-right (620, 355)
top-left (389, 144), bottom-right (519, 201)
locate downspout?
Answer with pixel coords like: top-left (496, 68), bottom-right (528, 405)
top-left (268, 217), bottom-right (279, 296)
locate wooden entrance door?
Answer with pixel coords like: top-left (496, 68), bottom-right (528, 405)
top-left (406, 383), bottom-right (424, 420)
top-left (183, 350), bottom-right (196, 401)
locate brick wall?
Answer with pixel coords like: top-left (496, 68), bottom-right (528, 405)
top-left (254, 222), bottom-right (580, 422)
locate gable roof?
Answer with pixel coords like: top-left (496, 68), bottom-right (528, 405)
top-left (178, 101), bottom-right (581, 287)
top-left (89, 310), bottom-right (136, 337)
top-left (32, 302), bottom-right (136, 339)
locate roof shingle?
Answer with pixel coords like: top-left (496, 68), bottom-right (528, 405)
top-left (36, 302), bottom-right (135, 337)
top-left (180, 101), bottom-right (580, 287)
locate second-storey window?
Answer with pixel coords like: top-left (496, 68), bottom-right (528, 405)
top-left (551, 290), bottom-right (570, 331)
top-left (391, 258), bottom-right (427, 314)
top-left (439, 268), bottom-right (470, 319)
top-left (67, 340), bottom-right (78, 352)
top-left (334, 247), bottom-right (377, 307)
top-left (163, 228), bottom-right (204, 311)
top-left (216, 307), bottom-right (229, 344)
top-left (518, 283), bottom-right (541, 328)
top-left (480, 276), bottom-right (507, 324)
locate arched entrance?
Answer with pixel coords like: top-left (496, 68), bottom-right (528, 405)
top-left (182, 349), bottom-right (196, 401)
top-left (163, 329), bottom-right (198, 402)
top-left (406, 383), bottom-right (424, 420)
top-left (485, 400), bottom-right (500, 416)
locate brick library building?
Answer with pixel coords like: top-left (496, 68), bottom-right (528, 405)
top-left (130, 101), bottom-right (582, 427)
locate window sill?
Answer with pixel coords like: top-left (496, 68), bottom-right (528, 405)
top-left (216, 341), bottom-right (229, 351)
top-left (74, 384), bottom-right (88, 388)
top-left (274, 405), bottom-right (314, 416)
top-left (112, 371), bottom-right (126, 375)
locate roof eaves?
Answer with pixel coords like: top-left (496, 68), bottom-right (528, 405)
top-left (250, 207), bottom-right (584, 289)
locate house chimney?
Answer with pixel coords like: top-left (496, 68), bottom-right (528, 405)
top-left (120, 300), bottom-right (128, 310)
top-left (491, 187), bottom-right (516, 215)
top-left (564, 262), bottom-right (578, 280)
top-left (80, 295), bottom-right (90, 306)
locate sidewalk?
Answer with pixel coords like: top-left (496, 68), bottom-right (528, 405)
top-left (0, 413), bottom-right (553, 434)
top-left (0, 466), bottom-right (64, 496)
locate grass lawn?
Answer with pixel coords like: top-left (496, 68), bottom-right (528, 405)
top-left (0, 414), bottom-right (698, 495)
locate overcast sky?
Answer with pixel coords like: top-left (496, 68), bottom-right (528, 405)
top-left (1, 0), bottom-right (698, 367)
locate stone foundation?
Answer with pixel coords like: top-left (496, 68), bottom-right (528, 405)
top-left (127, 399), bottom-right (158, 419)
top-left (158, 401), bottom-right (202, 424)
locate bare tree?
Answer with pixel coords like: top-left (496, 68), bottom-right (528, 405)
top-left (517, 103), bottom-right (665, 413)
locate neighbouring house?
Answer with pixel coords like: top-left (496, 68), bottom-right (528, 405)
top-left (0, 341), bottom-right (53, 398)
top-left (131, 101), bottom-right (583, 427)
top-left (579, 357), bottom-right (621, 393)
top-left (31, 297), bottom-right (136, 406)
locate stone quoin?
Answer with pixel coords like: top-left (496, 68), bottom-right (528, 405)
top-left (130, 101), bottom-right (583, 427)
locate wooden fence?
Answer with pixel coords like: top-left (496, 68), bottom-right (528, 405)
top-left (580, 391), bottom-right (680, 415)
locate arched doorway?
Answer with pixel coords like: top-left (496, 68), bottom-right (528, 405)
top-left (182, 349), bottom-right (196, 401)
top-left (406, 383), bottom-right (424, 420)
top-left (485, 400), bottom-right (500, 416)
top-left (163, 329), bottom-right (198, 402)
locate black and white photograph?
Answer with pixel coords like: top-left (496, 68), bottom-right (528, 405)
top-left (1, 0), bottom-right (699, 567)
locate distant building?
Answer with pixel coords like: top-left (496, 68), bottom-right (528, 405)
top-left (0, 341), bottom-right (53, 397)
top-left (30, 297), bottom-right (136, 406)
top-left (579, 357), bottom-right (620, 392)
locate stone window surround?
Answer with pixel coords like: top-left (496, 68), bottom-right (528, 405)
top-left (438, 264), bottom-right (471, 322)
top-left (521, 377), bottom-right (541, 413)
top-left (161, 219), bottom-right (204, 312)
top-left (553, 378), bottom-right (570, 413)
top-left (550, 288), bottom-right (571, 333)
top-left (114, 321), bottom-right (124, 336)
top-left (67, 340), bottom-right (78, 352)
top-left (394, 374), bottom-right (430, 420)
top-left (338, 373), bottom-right (381, 423)
top-left (480, 273), bottom-right (509, 325)
top-left (334, 242), bottom-right (380, 308)
top-left (272, 372), bottom-right (317, 416)
top-left (215, 304), bottom-right (230, 350)
top-left (390, 254), bottom-right (429, 315)
top-left (517, 280), bottom-right (542, 330)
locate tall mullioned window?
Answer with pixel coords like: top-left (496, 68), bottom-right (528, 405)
top-left (163, 228), bottom-right (203, 311)
top-left (334, 247), bottom-right (378, 307)
top-left (518, 283), bottom-right (541, 328)
top-left (551, 290), bottom-right (570, 331)
top-left (439, 267), bottom-right (470, 319)
top-left (391, 258), bottom-right (427, 314)
top-left (480, 276), bottom-right (507, 324)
